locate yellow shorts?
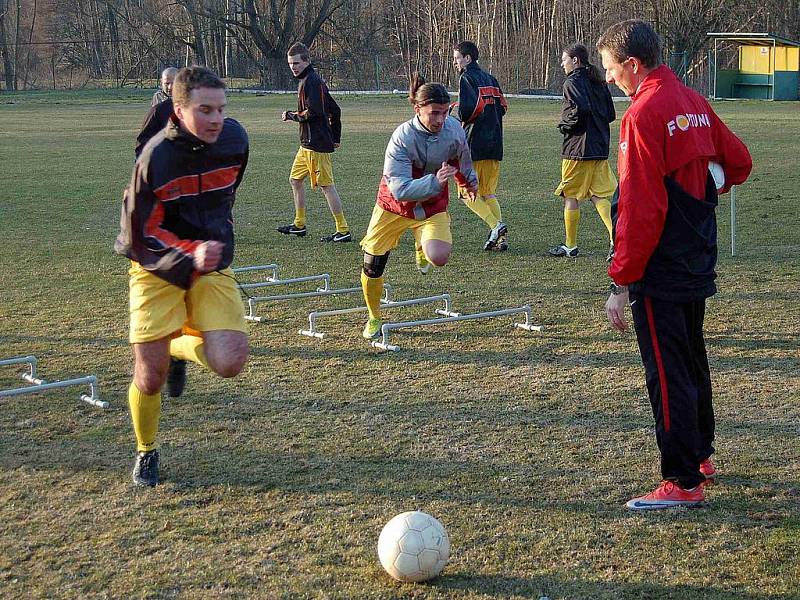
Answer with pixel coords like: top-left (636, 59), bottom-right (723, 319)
top-left (128, 262), bottom-right (246, 344)
top-left (360, 205), bottom-right (452, 256)
top-left (457, 159), bottom-right (500, 198)
top-left (290, 147), bottom-right (334, 188)
top-left (555, 159), bottom-right (616, 201)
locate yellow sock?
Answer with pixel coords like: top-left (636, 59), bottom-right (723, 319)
top-left (294, 207), bottom-right (306, 228)
top-left (485, 197), bottom-right (502, 221)
top-left (128, 382), bottom-right (161, 453)
top-left (463, 194), bottom-right (499, 229)
top-left (565, 208), bottom-right (580, 248)
top-left (361, 271), bottom-right (384, 320)
top-left (170, 334), bottom-right (208, 369)
top-left (332, 211), bottom-right (349, 234)
top-left (594, 198), bottom-right (613, 242)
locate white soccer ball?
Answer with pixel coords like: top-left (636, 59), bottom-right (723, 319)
top-left (708, 161), bottom-right (725, 190)
top-left (377, 511), bottom-right (450, 582)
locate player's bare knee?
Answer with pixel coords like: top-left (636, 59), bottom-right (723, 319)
top-left (207, 340), bottom-right (248, 378)
top-left (134, 368), bottom-right (167, 395)
top-left (428, 249), bottom-right (450, 267)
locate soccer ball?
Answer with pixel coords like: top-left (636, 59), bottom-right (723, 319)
top-left (377, 511), bottom-right (450, 582)
top-left (708, 161), bottom-right (725, 190)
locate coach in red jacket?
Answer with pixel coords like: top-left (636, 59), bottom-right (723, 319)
top-left (597, 20), bottom-right (752, 510)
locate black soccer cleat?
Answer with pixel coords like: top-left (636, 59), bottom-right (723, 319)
top-left (166, 358), bottom-right (187, 398)
top-left (548, 244), bottom-right (579, 258)
top-left (320, 231), bottom-right (352, 243)
top-left (277, 224), bottom-right (307, 237)
top-left (132, 449), bottom-right (160, 487)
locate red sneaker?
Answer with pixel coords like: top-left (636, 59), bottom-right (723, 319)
top-left (700, 458), bottom-right (716, 480)
top-left (626, 481), bottom-right (705, 511)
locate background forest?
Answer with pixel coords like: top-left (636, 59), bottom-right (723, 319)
top-left (2, 1), bottom-right (799, 94)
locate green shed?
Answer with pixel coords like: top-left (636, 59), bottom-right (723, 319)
top-left (708, 32), bottom-right (800, 100)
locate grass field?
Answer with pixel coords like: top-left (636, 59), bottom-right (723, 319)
top-left (0, 89), bottom-right (798, 599)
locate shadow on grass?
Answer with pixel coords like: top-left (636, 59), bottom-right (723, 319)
top-left (435, 572), bottom-right (785, 600)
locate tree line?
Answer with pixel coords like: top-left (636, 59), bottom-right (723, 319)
top-left (2, 0), bottom-right (798, 93)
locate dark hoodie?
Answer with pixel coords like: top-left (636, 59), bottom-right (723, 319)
top-left (285, 64), bottom-right (341, 153)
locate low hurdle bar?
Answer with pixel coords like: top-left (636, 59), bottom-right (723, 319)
top-left (0, 356), bottom-right (108, 409)
top-left (299, 293), bottom-right (461, 339)
top-left (371, 305), bottom-right (543, 352)
top-left (245, 284), bottom-right (393, 323)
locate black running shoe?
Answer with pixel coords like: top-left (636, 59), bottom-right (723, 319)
top-left (166, 358), bottom-right (187, 398)
top-left (277, 224), bottom-right (307, 237)
top-left (548, 244), bottom-right (579, 258)
top-left (320, 231), bottom-right (352, 243)
top-left (132, 449), bottom-right (160, 487)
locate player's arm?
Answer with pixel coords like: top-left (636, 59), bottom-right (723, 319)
top-left (125, 162), bottom-right (211, 287)
top-left (384, 136), bottom-right (442, 201)
top-left (609, 114), bottom-right (669, 286)
top-left (710, 111), bottom-right (752, 193)
top-left (457, 75), bottom-right (479, 124)
top-left (292, 81), bottom-right (324, 122)
top-left (135, 104), bottom-right (163, 158)
top-left (326, 89), bottom-right (342, 145)
top-left (558, 78), bottom-right (590, 133)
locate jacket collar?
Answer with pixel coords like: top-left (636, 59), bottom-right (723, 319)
top-left (411, 115), bottom-right (439, 136)
top-left (296, 64), bottom-right (314, 80)
top-left (631, 64), bottom-right (675, 102)
top-left (165, 114), bottom-right (209, 150)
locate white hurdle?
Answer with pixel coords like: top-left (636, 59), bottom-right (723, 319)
top-left (371, 305), bottom-right (543, 352)
top-left (0, 355), bottom-right (108, 409)
top-left (299, 293), bottom-right (461, 339)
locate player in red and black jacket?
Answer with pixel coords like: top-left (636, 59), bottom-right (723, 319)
top-left (278, 42), bottom-right (351, 242)
top-left (115, 67), bottom-right (250, 489)
top-left (598, 21), bottom-right (752, 511)
top-left (452, 41), bottom-right (510, 251)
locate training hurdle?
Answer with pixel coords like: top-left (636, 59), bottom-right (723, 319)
top-left (299, 293), bottom-right (461, 339)
top-left (0, 355), bottom-right (108, 409)
top-left (371, 305), bottom-right (543, 352)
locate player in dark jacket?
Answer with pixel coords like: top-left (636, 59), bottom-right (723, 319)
top-left (115, 67), bottom-right (250, 488)
top-left (135, 97), bottom-right (173, 158)
top-left (452, 41), bottom-right (510, 251)
top-left (550, 44), bottom-right (617, 260)
top-left (599, 20), bottom-right (752, 510)
top-left (278, 42), bottom-right (351, 242)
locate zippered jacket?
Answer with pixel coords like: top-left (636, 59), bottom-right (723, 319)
top-left (455, 62), bottom-right (507, 161)
top-left (610, 65), bottom-right (752, 296)
top-left (285, 65), bottom-right (341, 153)
top-left (376, 116), bottom-right (477, 220)
top-left (558, 66), bottom-right (615, 160)
top-left (115, 116), bottom-right (249, 290)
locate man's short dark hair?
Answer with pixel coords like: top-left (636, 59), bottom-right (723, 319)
top-left (456, 41), bottom-right (479, 63)
top-left (172, 66), bottom-right (225, 107)
top-left (596, 20), bottom-right (662, 69)
top-left (287, 42), bottom-right (310, 61)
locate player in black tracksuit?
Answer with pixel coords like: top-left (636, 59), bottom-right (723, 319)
top-left (452, 41), bottom-right (509, 251)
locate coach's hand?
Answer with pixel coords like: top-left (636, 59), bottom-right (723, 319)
top-left (195, 241), bottom-right (223, 273)
top-left (436, 162), bottom-right (458, 186)
top-left (605, 290), bottom-right (629, 332)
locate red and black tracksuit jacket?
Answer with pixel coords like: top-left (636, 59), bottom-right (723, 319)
top-left (558, 66), bottom-right (615, 160)
top-left (612, 66), bottom-right (752, 488)
top-left (286, 65), bottom-right (341, 153)
top-left (455, 62), bottom-right (507, 161)
top-left (115, 116), bottom-right (249, 290)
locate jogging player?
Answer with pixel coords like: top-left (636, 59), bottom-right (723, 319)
top-left (360, 74), bottom-right (477, 339)
top-left (115, 66), bottom-right (250, 487)
top-left (598, 20), bottom-right (752, 510)
top-left (278, 42), bottom-right (351, 242)
top-left (452, 41), bottom-right (509, 251)
top-left (550, 44), bottom-right (616, 260)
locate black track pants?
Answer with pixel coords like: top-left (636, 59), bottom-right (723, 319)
top-left (630, 293), bottom-right (715, 489)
